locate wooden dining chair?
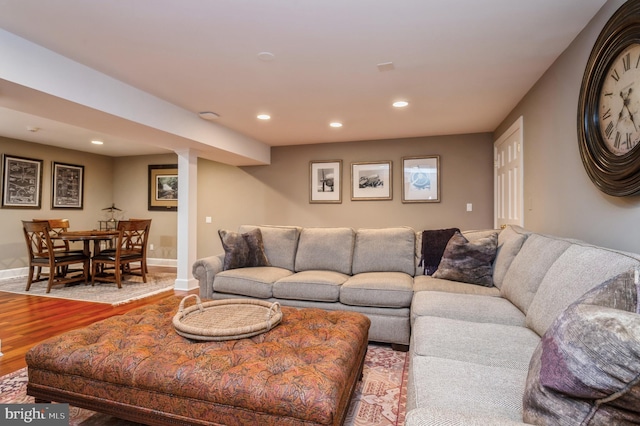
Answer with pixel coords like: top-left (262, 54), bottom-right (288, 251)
top-left (32, 218), bottom-right (84, 278)
top-left (22, 220), bottom-right (90, 293)
top-left (91, 219), bottom-right (152, 288)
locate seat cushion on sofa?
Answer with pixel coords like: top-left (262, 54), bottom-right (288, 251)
top-left (272, 270), bottom-right (349, 302)
top-left (341, 272), bottom-right (413, 308)
top-left (432, 231), bottom-right (498, 287)
top-left (411, 291), bottom-right (525, 327)
top-left (525, 244), bottom-right (640, 336)
top-left (413, 275), bottom-right (501, 296)
top-left (412, 316), bottom-right (539, 371)
top-left (294, 227), bottom-right (355, 275)
top-left (238, 225), bottom-right (301, 271)
top-left (500, 234), bottom-right (572, 315)
top-left (213, 266), bottom-right (293, 299)
top-left (407, 356), bottom-right (526, 422)
top-left (493, 226), bottom-right (529, 289)
top-left (523, 270), bottom-right (640, 425)
top-left (352, 227), bottom-right (416, 275)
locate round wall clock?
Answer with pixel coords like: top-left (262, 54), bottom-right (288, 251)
top-left (578, 0), bottom-right (640, 196)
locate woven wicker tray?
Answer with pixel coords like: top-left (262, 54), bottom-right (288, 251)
top-left (172, 295), bottom-right (282, 341)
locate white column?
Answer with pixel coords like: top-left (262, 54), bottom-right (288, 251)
top-left (174, 149), bottom-right (198, 291)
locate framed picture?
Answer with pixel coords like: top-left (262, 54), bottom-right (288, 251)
top-left (309, 160), bottom-right (342, 203)
top-left (52, 162), bottom-right (84, 209)
top-left (148, 164), bottom-right (178, 211)
top-left (1, 154), bottom-right (43, 209)
top-left (351, 161), bottom-right (392, 200)
top-left (402, 155), bottom-right (440, 203)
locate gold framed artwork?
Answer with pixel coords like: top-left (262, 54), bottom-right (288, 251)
top-left (148, 164), bottom-right (178, 211)
top-left (402, 155), bottom-right (440, 203)
top-left (309, 160), bottom-right (342, 203)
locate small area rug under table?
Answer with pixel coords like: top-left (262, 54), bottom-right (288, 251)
top-left (0, 344), bottom-right (408, 426)
top-left (0, 272), bottom-right (176, 306)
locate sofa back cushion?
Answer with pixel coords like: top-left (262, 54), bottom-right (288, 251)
top-left (352, 227), bottom-right (416, 275)
top-left (295, 227), bottom-right (355, 274)
top-left (526, 243), bottom-right (640, 336)
top-left (492, 225), bottom-right (529, 289)
top-left (238, 225), bottom-right (301, 271)
top-left (523, 270), bottom-right (640, 425)
top-left (500, 234), bottom-right (572, 314)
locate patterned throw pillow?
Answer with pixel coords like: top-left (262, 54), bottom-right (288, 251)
top-left (432, 230), bottom-right (498, 286)
top-left (218, 228), bottom-right (270, 270)
top-left (523, 269), bottom-right (640, 425)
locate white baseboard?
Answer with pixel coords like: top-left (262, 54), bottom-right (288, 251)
top-left (147, 258), bottom-right (177, 268)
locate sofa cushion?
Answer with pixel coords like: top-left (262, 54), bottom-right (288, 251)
top-left (432, 231), bottom-right (498, 286)
top-left (419, 228), bottom-right (459, 275)
top-left (238, 225), bottom-right (300, 271)
top-left (413, 274), bottom-right (501, 296)
top-left (411, 291), bottom-right (525, 326)
top-left (218, 228), bottom-right (270, 270)
top-left (213, 266), bottom-right (293, 299)
top-left (352, 227), bottom-right (416, 275)
top-left (523, 270), bottom-right (640, 425)
top-left (341, 272), bottom-right (413, 308)
top-left (492, 225), bottom-right (529, 289)
top-left (412, 316), bottom-right (540, 371)
top-left (273, 270), bottom-right (349, 302)
top-left (500, 234), bottom-right (572, 314)
top-left (526, 244), bottom-right (640, 336)
top-left (294, 227), bottom-right (354, 274)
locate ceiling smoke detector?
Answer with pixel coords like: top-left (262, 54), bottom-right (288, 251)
top-left (198, 111), bottom-right (220, 120)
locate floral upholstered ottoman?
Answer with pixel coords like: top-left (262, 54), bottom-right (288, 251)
top-left (26, 296), bottom-right (370, 426)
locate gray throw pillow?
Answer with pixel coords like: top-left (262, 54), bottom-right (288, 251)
top-left (432, 230), bottom-right (498, 286)
top-left (218, 228), bottom-right (270, 270)
top-left (523, 269), bottom-right (640, 425)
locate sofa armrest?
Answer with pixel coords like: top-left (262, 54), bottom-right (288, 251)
top-left (405, 407), bottom-right (529, 426)
top-left (192, 254), bottom-right (225, 299)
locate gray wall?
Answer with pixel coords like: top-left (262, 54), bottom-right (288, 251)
top-left (197, 133), bottom-right (495, 257)
top-left (495, 0), bottom-right (640, 254)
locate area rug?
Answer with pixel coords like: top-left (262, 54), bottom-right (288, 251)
top-left (0, 344), bottom-right (408, 426)
top-left (0, 273), bottom-right (176, 306)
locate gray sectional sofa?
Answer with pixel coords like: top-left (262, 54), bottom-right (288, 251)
top-left (193, 224), bottom-right (640, 425)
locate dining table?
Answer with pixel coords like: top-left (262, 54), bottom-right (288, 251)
top-left (56, 230), bottom-right (120, 258)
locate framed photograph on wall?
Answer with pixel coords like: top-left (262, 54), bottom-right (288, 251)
top-left (52, 162), bottom-right (84, 209)
top-left (1, 154), bottom-right (43, 209)
top-left (148, 164), bottom-right (178, 211)
top-left (402, 155), bottom-right (440, 203)
top-left (309, 160), bottom-right (342, 203)
top-left (351, 161), bottom-right (392, 200)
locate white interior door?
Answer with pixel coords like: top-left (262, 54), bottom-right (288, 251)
top-left (494, 116), bottom-right (524, 229)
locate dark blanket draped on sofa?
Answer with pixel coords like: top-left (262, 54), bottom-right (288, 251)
top-left (419, 228), bottom-right (459, 275)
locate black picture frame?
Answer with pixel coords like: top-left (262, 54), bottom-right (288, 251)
top-left (148, 164), bottom-right (178, 211)
top-left (52, 162), bottom-right (84, 209)
top-left (1, 154), bottom-right (43, 209)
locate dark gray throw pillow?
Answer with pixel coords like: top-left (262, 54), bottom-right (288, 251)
top-left (523, 269), bottom-right (640, 425)
top-left (432, 230), bottom-right (498, 286)
top-left (218, 228), bottom-right (270, 270)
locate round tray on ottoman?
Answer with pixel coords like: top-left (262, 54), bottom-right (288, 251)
top-left (172, 295), bottom-right (282, 341)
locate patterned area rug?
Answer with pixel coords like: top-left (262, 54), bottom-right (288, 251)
top-left (0, 272), bottom-right (176, 306)
top-left (0, 344), bottom-right (408, 426)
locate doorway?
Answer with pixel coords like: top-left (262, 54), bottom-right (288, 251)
top-left (494, 116), bottom-right (524, 229)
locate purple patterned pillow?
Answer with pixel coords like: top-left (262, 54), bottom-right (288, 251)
top-left (432, 231), bottom-right (498, 286)
top-left (523, 269), bottom-right (640, 425)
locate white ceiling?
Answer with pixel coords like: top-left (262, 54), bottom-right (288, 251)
top-left (0, 0), bottom-right (607, 158)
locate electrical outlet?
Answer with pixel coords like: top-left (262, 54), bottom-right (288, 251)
top-left (149, 244), bottom-right (154, 251)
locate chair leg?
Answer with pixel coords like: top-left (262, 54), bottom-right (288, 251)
top-left (45, 272), bottom-right (54, 293)
top-left (83, 260), bottom-right (89, 285)
top-left (114, 263), bottom-right (122, 289)
top-left (25, 266), bottom-right (35, 291)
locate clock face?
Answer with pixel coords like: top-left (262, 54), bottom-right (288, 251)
top-left (598, 43), bottom-right (640, 155)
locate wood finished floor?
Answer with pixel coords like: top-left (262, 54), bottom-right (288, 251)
top-left (0, 267), bottom-right (196, 376)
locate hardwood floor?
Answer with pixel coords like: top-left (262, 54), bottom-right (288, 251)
top-left (0, 267), bottom-right (196, 377)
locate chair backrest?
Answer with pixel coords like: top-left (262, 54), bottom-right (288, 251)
top-left (116, 219), bottom-right (151, 254)
top-left (22, 220), bottom-right (55, 260)
top-left (33, 218), bottom-right (71, 250)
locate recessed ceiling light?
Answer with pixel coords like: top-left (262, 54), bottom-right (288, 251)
top-left (198, 111), bottom-right (220, 120)
top-left (257, 114), bottom-right (271, 120)
top-left (91, 140), bottom-right (103, 145)
top-left (329, 122), bottom-right (343, 128)
top-left (393, 101), bottom-right (409, 108)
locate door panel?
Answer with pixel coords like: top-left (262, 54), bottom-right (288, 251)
top-left (494, 117), bottom-right (524, 229)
